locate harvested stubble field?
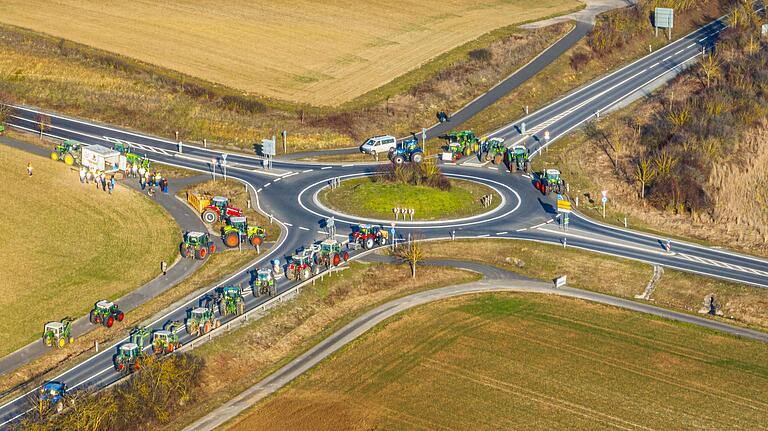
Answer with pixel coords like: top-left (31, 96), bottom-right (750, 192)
top-left (0, 144), bottom-right (178, 356)
top-left (228, 293), bottom-right (768, 431)
top-left (0, 0), bottom-right (580, 106)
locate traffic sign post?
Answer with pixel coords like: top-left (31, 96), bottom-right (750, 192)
top-left (601, 190), bottom-right (608, 219)
top-left (210, 158), bottom-right (217, 181)
top-left (221, 153), bottom-right (228, 181)
top-left (390, 223), bottom-right (396, 251)
top-left (409, 208), bottom-right (415, 221)
top-left (544, 130), bottom-right (550, 143)
top-left (654, 7), bottom-right (674, 40)
top-left (421, 127), bottom-right (427, 143)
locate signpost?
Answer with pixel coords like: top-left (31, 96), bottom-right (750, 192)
top-left (390, 222), bottom-right (396, 251)
top-left (221, 153), bottom-right (228, 180)
top-left (210, 158), bottom-right (217, 181)
top-left (327, 216), bottom-right (336, 237)
top-left (281, 130), bottom-right (287, 154)
top-left (409, 208), bottom-right (415, 221)
top-left (554, 275), bottom-right (567, 288)
top-left (601, 190), bottom-right (608, 219)
top-left (262, 137), bottom-right (276, 170)
top-left (654, 7), bottom-right (674, 40)
top-left (544, 130), bottom-right (550, 143)
top-left (421, 127), bottom-right (427, 143)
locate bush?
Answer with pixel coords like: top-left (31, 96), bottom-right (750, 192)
top-left (570, 51), bottom-right (591, 71)
top-left (220, 95), bottom-right (267, 114)
top-left (13, 353), bottom-right (205, 431)
top-left (468, 48), bottom-right (493, 63)
top-left (374, 162), bottom-right (451, 191)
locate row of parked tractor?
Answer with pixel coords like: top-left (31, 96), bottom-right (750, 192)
top-left (50, 139), bottom-right (152, 172)
top-left (360, 131), bottom-right (567, 196)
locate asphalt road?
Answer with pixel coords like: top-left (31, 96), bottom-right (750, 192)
top-left (2, 8), bottom-right (768, 429)
top-left (184, 269), bottom-right (768, 431)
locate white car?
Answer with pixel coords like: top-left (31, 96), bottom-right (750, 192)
top-left (360, 135), bottom-right (397, 155)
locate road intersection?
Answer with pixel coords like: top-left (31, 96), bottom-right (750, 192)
top-left (1, 8), bottom-right (767, 428)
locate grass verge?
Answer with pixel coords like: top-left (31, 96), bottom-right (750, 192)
top-left (227, 292), bottom-right (768, 430)
top-left (319, 177), bottom-right (500, 220)
top-left (0, 143), bottom-right (178, 357)
top-left (419, 239), bottom-right (768, 330)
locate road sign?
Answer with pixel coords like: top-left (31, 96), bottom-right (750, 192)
top-left (422, 127), bottom-right (427, 142)
top-left (555, 275), bottom-right (567, 288)
top-left (654, 7), bottom-right (674, 28)
top-left (262, 138), bottom-right (276, 156)
top-left (601, 196), bottom-right (608, 204)
top-left (544, 130), bottom-right (550, 142)
top-left (557, 199), bottom-right (572, 213)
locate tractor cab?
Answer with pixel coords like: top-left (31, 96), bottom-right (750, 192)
top-left (44, 322), bottom-right (64, 338)
top-left (211, 196), bottom-right (229, 211)
top-left (388, 134), bottom-right (424, 164)
top-left (129, 327), bottom-right (151, 348)
top-left (153, 330), bottom-right (172, 344)
top-left (320, 239), bottom-right (342, 254)
top-left (257, 269), bottom-right (273, 283)
top-left (228, 216), bottom-right (247, 231)
top-left (544, 169), bottom-right (561, 184)
top-left (185, 231), bottom-right (208, 246)
top-left (40, 381), bottom-right (66, 404)
top-left (190, 307), bottom-right (211, 321)
top-left (512, 145), bottom-right (528, 157)
top-left (221, 285), bottom-right (242, 299)
top-left (119, 342), bottom-right (140, 359)
top-left (95, 300), bottom-right (116, 313)
top-left (114, 142), bottom-right (130, 154)
top-left (291, 253), bottom-right (311, 267)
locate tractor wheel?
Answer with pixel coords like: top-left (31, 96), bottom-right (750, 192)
top-left (250, 235), bottom-right (263, 247)
top-left (494, 155), bottom-right (503, 165)
top-left (64, 153), bottom-right (75, 166)
top-left (167, 344), bottom-right (174, 354)
top-left (116, 362), bottom-right (125, 372)
top-left (203, 321), bottom-right (211, 334)
top-left (342, 251), bottom-right (349, 262)
top-left (69, 337), bottom-right (74, 344)
top-left (50, 152), bottom-right (59, 161)
top-left (238, 302), bottom-right (245, 315)
top-left (393, 155), bottom-right (405, 165)
top-left (332, 253), bottom-right (340, 266)
top-left (45, 336), bottom-right (52, 347)
top-left (89, 311), bottom-right (96, 324)
top-left (378, 236), bottom-right (387, 246)
top-left (224, 231), bottom-right (240, 248)
top-left (455, 153), bottom-right (462, 160)
top-left (180, 243), bottom-right (189, 258)
top-left (202, 209), bottom-right (218, 224)
top-left (411, 152), bottom-right (423, 164)
top-left (301, 268), bottom-right (311, 280)
top-left (541, 183), bottom-right (547, 195)
top-left (209, 243), bottom-right (216, 254)
top-left (535, 180), bottom-right (541, 190)
top-left (524, 161), bottom-right (530, 173)
top-left (58, 338), bottom-right (65, 348)
top-left (133, 359), bottom-right (141, 371)
top-left (117, 311), bottom-right (124, 322)
top-left (364, 237), bottom-right (375, 249)
top-left (106, 316), bottom-right (114, 328)
top-left (286, 271), bottom-right (294, 282)
top-left (196, 246), bottom-right (208, 260)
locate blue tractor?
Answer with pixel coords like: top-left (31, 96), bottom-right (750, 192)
top-left (39, 381), bottom-right (69, 414)
top-left (388, 134), bottom-right (424, 165)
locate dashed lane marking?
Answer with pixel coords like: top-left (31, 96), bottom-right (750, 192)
top-left (677, 253), bottom-right (768, 277)
top-left (477, 234), bottom-right (490, 238)
top-left (298, 226), bottom-right (310, 231)
top-left (321, 166), bottom-right (333, 170)
top-left (256, 188), bottom-right (263, 193)
top-left (495, 232), bottom-right (508, 235)
top-left (302, 169), bottom-right (313, 173)
top-left (284, 223), bottom-right (293, 227)
top-left (487, 166), bottom-right (499, 170)
top-left (341, 164), bottom-right (353, 167)
top-left (263, 183), bottom-right (271, 188)
top-left (274, 177), bottom-right (282, 182)
top-left (516, 228), bottom-right (527, 232)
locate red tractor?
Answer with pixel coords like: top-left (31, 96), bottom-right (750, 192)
top-left (286, 249), bottom-right (315, 281)
top-left (201, 196), bottom-right (243, 224)
top-left (352, 224), bottom-right (388, 249)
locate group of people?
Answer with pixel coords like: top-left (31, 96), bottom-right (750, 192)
top-left (134, 165), bottom-right (169, 196)
top-left (79, 166), bottom-right (117, 194)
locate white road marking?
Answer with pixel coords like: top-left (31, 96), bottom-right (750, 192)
top-left (675, 49), bottom-right (684, 54)
top-left (677, 253), bottom-right (768, 277)
top-left (263, 183), bottom-right (271, 188)
top-left (298, 227), bottom-right (310, 231)
top-left (495, 231), bottom-right (508, 235)
top-left (321, 166), bottom-right (333, 170)
top-left (687, 43), bottom-right (695, 48)
top-left (256, 188), bottom-right (263, 193)
top-left (341, 164), bottom-right (353, 167)
top-left (477, 234), bottom-right (490, 238)
top-left (651, 62), bottom-right (659, 67)
top-left (487, 166), bottom-right (499, 170)
top-left (302, 169), bottom-right (313, 173)
top-left (274, 177), bottom-right (282, 182)
top-left (284, 223), bottom-right (293, 227)
top-left (516, 228), bottom-right (527, 232)
top-left (522, 174), bottom-right (531, 179)
top-left (663, 56), bottom-right (672, 61)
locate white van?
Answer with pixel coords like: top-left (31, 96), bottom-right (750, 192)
top-left (360, 135), bottom-right (397, 155)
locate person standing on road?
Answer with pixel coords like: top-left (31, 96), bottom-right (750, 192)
top-left (109, 175), bottom-right (116, 194)
top-left (86, 169), bottom-right (92, 184)
top-left (131, 163), bottom-right (138, 178)
top-left (161, 261), bottom-right (167, 275)
top-left (139, 174), bottom-right (146, 190)
top-left (27, 163), bottom-right (33, 177)
top-left (79, 166), bottom-right (86, 183)
top-left (138, 165), bottom-right (146, 181)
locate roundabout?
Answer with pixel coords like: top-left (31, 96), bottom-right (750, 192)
top-left (296, 171), bottom-right (524, 229)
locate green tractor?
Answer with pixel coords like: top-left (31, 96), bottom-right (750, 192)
top-left (186, 306), bottom-right (221, 337)
top-left (482, 138), bottom-right (506, 164)
top-left (113, 341), bottom-right (147, 373)
top-left (441, 131), bottom-right (479, 160)
top-left (535, 168), bottom-right (566, 195)
top-left (180, 231), bottom-right (216, 260)
top-left (50, 140), bottom-right (81, 166)
top-left (254, 268), bottom-right (276, 297)
top-left (286, 250), bottom-right (315, 281)
top-left (89, 300), bottom-right (124, 328)
top-left (315, 239), bottom-right (349, 268)
top-left (153, 321), bottom-right (183, 354)
top-left (222, 216), bottom-right (266, 249)
top-left (114, 142), bottom-right (150, 169)
top-left (218, 285), bottom-right (246, 316)
top-left (43, 318), bottom-right (74, 348)
top-left (507, 145), bottom-right (530, 173)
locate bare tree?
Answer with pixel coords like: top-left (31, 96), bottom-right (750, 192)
top-left (396, 237), bottom-right (424, 278)
top-left (635, 159), bottom-right (656, 199)
top-left (36, 113), bottom-right (51, 139)
top-left (699, 54), bottom-right (721, 88)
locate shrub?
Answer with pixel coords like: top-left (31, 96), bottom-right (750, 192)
top-left (221, 95), bottom-right (267, 114)
top-left (468, 48), bottom-right (493, 63)
top-left (570, 51), bottom-right (591, 71)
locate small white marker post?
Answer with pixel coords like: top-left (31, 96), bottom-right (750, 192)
top-left (210, 158), bottom-right (216, 181)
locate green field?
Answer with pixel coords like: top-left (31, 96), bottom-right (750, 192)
top-left (228, 293), bottom-right (768, 430)
top-left (0, 144), bottom-right (178, 356)
top-left (319, 177), bottom-right (500, 220)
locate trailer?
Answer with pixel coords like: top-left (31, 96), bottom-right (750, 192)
top-left (81, 145), bottom-right (125, 172)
